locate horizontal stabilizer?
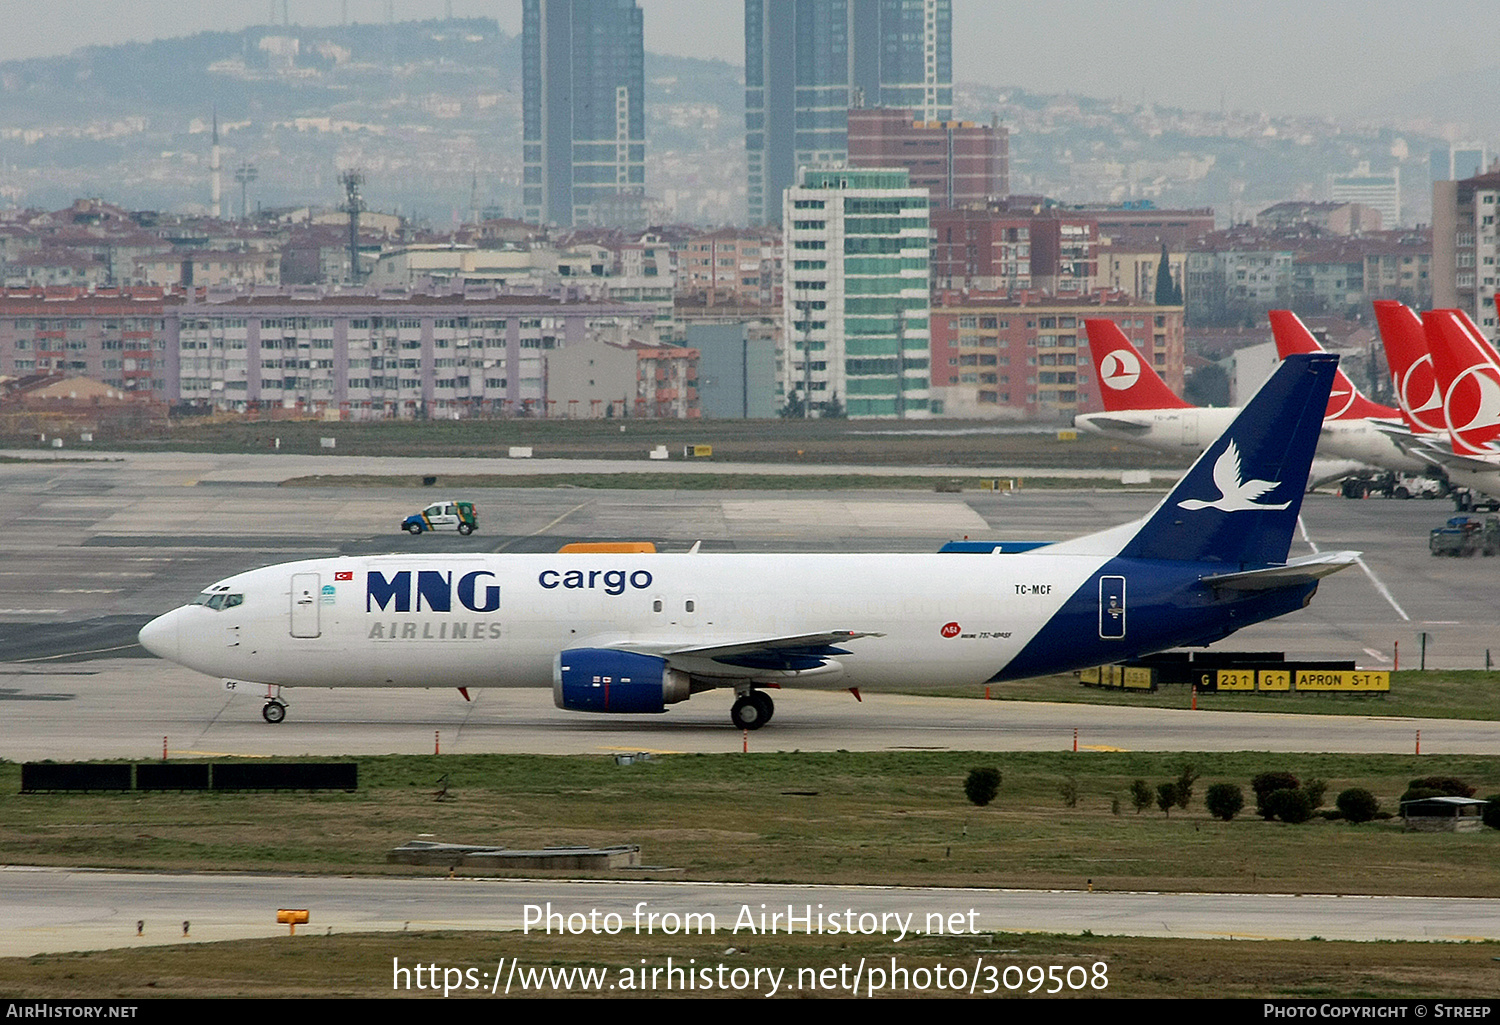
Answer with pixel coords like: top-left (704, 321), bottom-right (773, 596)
top-left (1199, 551), bottom-right (1359, 592)
top-left (1076, 415), bottom-right (1151, 434)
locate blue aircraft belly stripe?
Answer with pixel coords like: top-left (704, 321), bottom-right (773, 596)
top-left (993, 556), bottom-right (1318, 681)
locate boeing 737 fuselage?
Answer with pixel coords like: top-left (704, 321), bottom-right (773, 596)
top-left (139, 355), bottom-right (1355, 728)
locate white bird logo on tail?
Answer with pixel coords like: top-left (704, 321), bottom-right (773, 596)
top-left (1177, 441), bottom-right (1290, 512)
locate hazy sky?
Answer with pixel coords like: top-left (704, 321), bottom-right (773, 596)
top-left (2, 1), bottom-right (1495, 124)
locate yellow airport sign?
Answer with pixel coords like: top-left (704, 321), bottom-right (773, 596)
top-left (1294, 670), bottom-right (1390, 692)
top-left (1257, 669), bottom-right (1291, 692)
top-left (1215, 669), bottom-right (1256, 691)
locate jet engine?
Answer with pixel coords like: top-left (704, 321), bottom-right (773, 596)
top-left (552, 648), bottom-right (692, 713)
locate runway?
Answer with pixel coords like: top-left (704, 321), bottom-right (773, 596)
top-left (2, 659), bottom-right (1496, 760)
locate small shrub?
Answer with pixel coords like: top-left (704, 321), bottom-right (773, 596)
top-left (1483, 795), bottom-right (1500, 831)
top-left (964, 767), bottom-right (1001, 807)
top-left (1205, 782), bottom-right (1245, 821)
top-left (1303, 778), bottom-right (1328, 809)
top-left (1264, 788), bottom-right (1314, 824)
top-left (1059, 776), bottom-right (1080, 808)
top-left (1252, 771), bottom-right (1300, 817)
top-left (1335, 787), bottom-right (1380, 824)
top-left (1408, 776), bottom-right (1475, 798)
top-left (1175, 763), bottom-right (1200, 810)
top-left (1156, 782), bottom-right (1178, 817)
top-left (1128, 779), bottom-right (1152, 814)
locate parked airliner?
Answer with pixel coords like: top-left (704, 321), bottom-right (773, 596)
top-left (139, 355), bottom-right (1354, 729)
top-left (1075, 317), bottom-right (1423, 473)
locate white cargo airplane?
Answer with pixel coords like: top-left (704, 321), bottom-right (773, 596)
top-left (1075, 317), bottom-right (1423, 473)
top-left (139, 355), bottom-right (1355, 729)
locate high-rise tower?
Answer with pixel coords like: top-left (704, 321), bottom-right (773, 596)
top-left (745, 0), bottom-right (952, 225)
top-left (523, 0), bottom-right (646, 227)
top-left (209, 109), bottom-right (222, 219)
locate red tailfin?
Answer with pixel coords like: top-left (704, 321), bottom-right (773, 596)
top-left (1423, 309), bottom-right (1500, 455)
top-left (1083, 319), bottom-right (1191, 411)
top-left (1268, 309), bottom-right (1400, 421)
top-left (1372, 300), bottom-right (1444, 435)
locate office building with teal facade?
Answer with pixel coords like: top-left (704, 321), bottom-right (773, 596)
top-left (781, 167), bottom-right (930, 418)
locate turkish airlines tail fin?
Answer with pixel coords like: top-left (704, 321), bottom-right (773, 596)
top-left (1082, 319), bottom-right (1190, 411)
top-left (1267, 309), bottom-right (1400, 421)
top-left (1122, 353), bottom-right (1336, 566)
top-left (1423, 309), bottom-right (1500, 456)
top-left (1372, 301), bottom-right (1444, 434)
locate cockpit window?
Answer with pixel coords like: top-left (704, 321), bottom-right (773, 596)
top-left (191, 590), bottom-right (244, 611)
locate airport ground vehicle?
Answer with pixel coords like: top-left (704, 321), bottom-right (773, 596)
top-left (1429, 515), bottom-right (1500, 557)
top-left (1340, 471), bottom-right (1445, 500)
top-left (1452, 488), bottom-right (1500, 513)
top-left (402, 501), bottom-right (477, 535)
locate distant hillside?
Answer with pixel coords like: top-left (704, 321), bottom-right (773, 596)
top-left (0, 19), bottom-right (1463, 227)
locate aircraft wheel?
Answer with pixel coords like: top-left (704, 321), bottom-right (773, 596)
top-left (262, 700), bottom-right (287, 724)
top-left (731, 694), bottom-right (767, 730)
top-left (752, 689), bottom-right (774, 725)
top-left (458, 523), bottom-right (473, 535)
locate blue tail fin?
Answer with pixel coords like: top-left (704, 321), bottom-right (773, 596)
top-left (1120, 353), bottom-right (1336, 566)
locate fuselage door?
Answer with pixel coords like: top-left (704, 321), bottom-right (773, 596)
top-left (290, 572), bottom-right (321, 638)
top-left (1180, 409), bottom-right (1198, 447)
top-left (1098, 575), bottom-right (1126, 639)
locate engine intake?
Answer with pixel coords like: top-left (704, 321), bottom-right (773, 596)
top-left (553, 648), bottom-right (691, 714)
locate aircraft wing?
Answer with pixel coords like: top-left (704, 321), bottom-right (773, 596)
top-left (612, 630), bottom-right (884, 677)
top-left (1199, 551), bottom-right (1360, 592)
top-left (1413, 447), bottom-right (1500, 472)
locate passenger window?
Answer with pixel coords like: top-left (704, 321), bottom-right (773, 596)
top-left (685, 600), bottom-right (695, 613)
top-left (652, 599), bottom-right (662, 613)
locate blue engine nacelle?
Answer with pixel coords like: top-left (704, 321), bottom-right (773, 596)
top-left (553, 648), bottom-right (693, 714)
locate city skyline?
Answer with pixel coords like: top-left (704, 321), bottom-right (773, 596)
top-left (2, 1), bottom-right (1497, 135)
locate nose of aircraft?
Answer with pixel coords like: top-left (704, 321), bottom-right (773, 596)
top-left (137, 610), bottom-right (180, 662)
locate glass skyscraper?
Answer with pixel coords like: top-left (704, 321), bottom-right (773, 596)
top-left (523, 0), bottom-right (645, 227)
top-left (746, 0), bottom-right (952, 225)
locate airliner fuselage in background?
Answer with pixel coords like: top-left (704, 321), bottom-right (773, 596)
top-left (140, 355), bottom-right (1355, 729)
top-left (1074, 316), bottom-right (1427, 474)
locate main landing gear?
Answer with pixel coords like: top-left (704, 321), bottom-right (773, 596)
top-left (730, 689), bottom-right (774, 730)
